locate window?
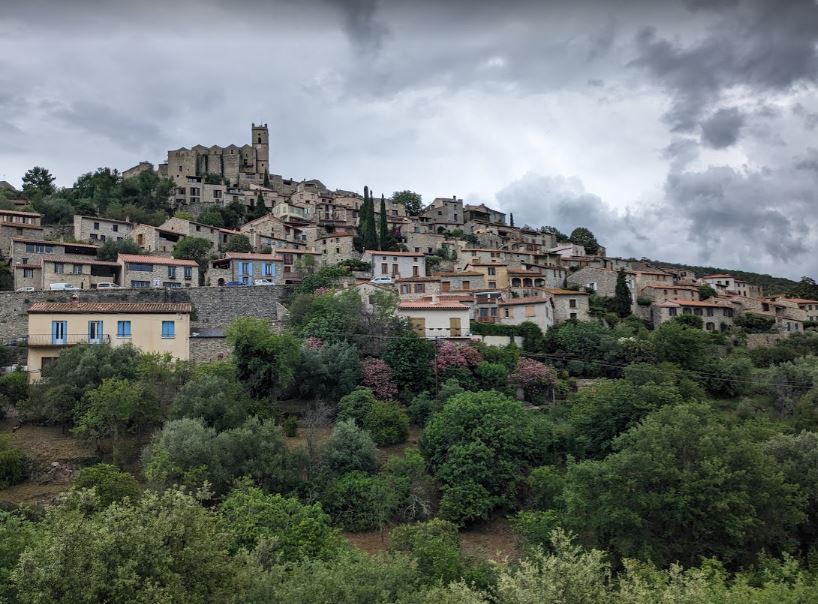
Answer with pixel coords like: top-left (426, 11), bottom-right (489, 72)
top-left (112, 224), bottom-right (118, 232)
top-left (392, 263), bottom-right (399, 275)
top-left (724, 308), bottom-right (734, 318)
top-left (117, 320), bottom-right (131, 338)
top-left (184, 267), bottom-right (193, 280)
top-left (263, 263), bottom-right (273, 276)
top-left (93, 222), bottom-right (100, 230)
top-left (168, 266), bottom-right (177, 279)
top-left (489, 281), bottom-right (497, 288)
top-left (381, 263), bottom-right (388, 275)
top-left (23, 268), bottom-right (33, 278)
top-left (52, 262), bottom-right (64, 274)
top-left (51, 320), bottom-right (67, 345)
top-left (413, 266), bottom-right (419, 277)
top-left (488, 267), bottom-right (496, 276)
top-left (87, 321), bottom-right (103, 344)
top-left (568, 298), bottom-right (577, 309)
top-left (130, 280), bottom-right (150, 288)
top-left (400, 284), bottom-right (410, 294)
top-left (570, 312), bottom-right (577, 319)
top-left (164, 282), bottom-right (181, 288)
top-left (525, 305), bottom-right (536, 317)
top-left (72, 264), bottom-right (83, 275)
top-left (504, 308), bottom-right (510, 318)
top-left (694, 308), bottom-right (703, 316)
top-left (415, 284), bottom-right (426, 294)
top-left (706, 308), bottom-right (714, 317)
top-left (128, 263), bottom-right (153, 272)
top-left (668, 307), bottom-right (678, 317)
top-left (161, 321), bottom-right (175, 338)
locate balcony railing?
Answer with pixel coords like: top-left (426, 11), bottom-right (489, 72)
top-left (28, 334), bottom-right (112, 347)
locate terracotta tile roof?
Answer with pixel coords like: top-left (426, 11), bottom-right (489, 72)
top-left (508, 269), bottom-right (544, 275)
top-left (0, 222), bottom-right (42, 229)
top-left (77, 215), bottom-right (133, 225)
top-left (541, 287), bottom-right (590, 296)
top-left (396, 276), bottom-right (441, 282)
top-left (499, 296), bottom-right (549, 306)
top-left (118, 254), bottom-right (198, 267)
top-left (316, 232), bottom-right (354, 239)
top-left (655, 298), bottom-right (733, 308)
top-left (28, 302), bottom-right (193, 314)
top-left (433, 294), bottom-right (474, 302)
top-left (0, 209), bottom-right (41, 218)
top-left (398, 300), bottom-right (469, 310)
top-left (466, 262), bottom-right (508, 267)
top-left (275, 248), bottom-right (322, 255)
top-left (778, 298), bottom-right (818, 304)
top-left (701, 274), bottom-right (734, 279)
top-left (365, 250), bottom-right (425, 257)
top-left (14, 264), bottom-right (40, 270)
top-left (224, 252), bottom-right (282, 261)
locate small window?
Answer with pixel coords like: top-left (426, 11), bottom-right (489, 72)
top-left (117, 320), bottom-right (131, 337)
top-left (54, 263), bottom-right (64, 274)
top-left (23, 268), bottom-right (33, 278)
top-left (184, 267), bottom-right (193, 280)
top-left (93, 222), bottom-right (100, 230)
top-left (168, 266), bottom-right (177, 279)
top-left (570, 312), bottom-right (577, 319)
top-left (569, 298), bottom-right (577, 309)
top-left (72, 264), bottom-right (83, 275)
top-left (161, 321), bottom-right (175, 338)
top-left (112, 224), bottom-right (118, 232)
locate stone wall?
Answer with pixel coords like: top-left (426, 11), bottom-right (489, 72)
top-left (0, 285), bottom-right (287, 342)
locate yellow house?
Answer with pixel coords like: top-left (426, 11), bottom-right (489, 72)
top-left (464, 262), bottom-right (509, 289)
top-left (27, 302), bottom-right (192, 381)
top-left (396, 299), bottom-right (471, 339)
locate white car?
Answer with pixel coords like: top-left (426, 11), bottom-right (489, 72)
top-left (370, 276), bottom-right (394, 284)
top-left (49, 283), bottom-right (79, 291)
top-left (254, 279), bottom-right (275, 286)
top-left (95, 282), bottom-right (121, 289)
top-left (15, 287), bottom-right (34, 292)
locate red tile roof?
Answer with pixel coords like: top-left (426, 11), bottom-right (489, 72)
top-left (701, 274), bottom-right (734, 279)
top-left (541, 287), bottom-right (590, 296)
top-left (28, 302), bottom-right (193, 314)
top-left (12, 237), bottom-right (98, 248)
top-left (224, 252), bottom-right (282, 261)
top-left (118, 254), bottom-right (198, 267)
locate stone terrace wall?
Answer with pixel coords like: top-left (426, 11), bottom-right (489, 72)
top-left (0, 286), bottom-right (288, 342)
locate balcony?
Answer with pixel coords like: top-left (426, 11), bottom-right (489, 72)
top-left (28, 334), bottom-right (112, 347)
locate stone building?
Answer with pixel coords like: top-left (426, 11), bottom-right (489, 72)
top-left (118, 254), bottom-right (199, 288)
top-left (315, 232), bottom-right (355, 266)
top-left (122, 161), bottom-right (154, 180)
top-left (652, 299), bottom-right (736, 332)
top-left (438, 271), bottom-right (485, 292)
top-left (132, 224), bottom-right (185, 256)
top-left (11, 237), bottom-right (101, 290)
top-left (397, 299), bottom-right (471, 339)
top-left (0, 210), bottom-right (44, 254)
top-left (498, 296), bottom-right (554, 331)
top-left (397, 276), bottom-right (441, 300)
top-left (463, 203), bottom-right (506, 225)
top-left (363, 250), bottom-right (426, 279)
top-left (73, 215), bottom-right (134, 244)
top-left (39, 256), bottom-right (121, 290)
top-left (166, 124), bottom-right (269, 186)
top-left (160, 217), bottom-right (235, 251)
top-left (210, 252), bottom-right (282, 286)
top-left (541, 288), bottom-right (591, 323)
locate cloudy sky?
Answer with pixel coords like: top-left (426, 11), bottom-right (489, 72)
top-left (1, 0), bottom-right (817, 279)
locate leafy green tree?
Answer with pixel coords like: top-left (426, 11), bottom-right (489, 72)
top-left (363, 187), bottom-right (379, 251)
top-left (383, 331), bottom-right (435, 394)
top-left (31, 196), bottom-right (74, 224)
top-left (701, 354), bottom-right (755, 397)
top-left (420, 391), bottom-right (552, 525)
top-left (223, 234), bottom-right (253, 253)
top-left (21, 166), bottom-right (56, 199)
top-left (21, 343), bottom-right (140, 424)
top-left (73, 379), bottom-right (161, 460)
top-left (72, 463), bottom-right (141, 508)
top-left (392, 190), bottom-right (423, 216)
top-left (566, 379), bottom-right (683, 459)
top-left (322, 471), bottom-right (394, 531)
top-left (0, 437), bottom-right (26, 488)
top-left (197, 206), bottom-right (225, 227)
top-left (103, 201), bottom-right (166, 226)
top-left (0, 510), bottom-right (39, 602)
top-left (563, 403), bottom-right (804, 568)
top-left (289, 289), bottom-right (366, 345)
top-left (96, 237), bottom-right (141, 261)
top-left (545, 321), bottom-right (624, 377)
top-left (336, 387), bottom-right (408, 445)
top-left (612, 269), bottom-right (632, 317)
top-left (321, 419), bottom-right (378, 476)
top-left (291, 341), bottom-right (361, 402)
top-left (652, 319), bottom-right (715, 371)
top-left (143, 417), bottom-right (302, 495)
top-left (390, 519), bottom-right (465, 585)
top-left (172, 236), bottom-right (212, 284)
top-left (226, 318), bottom-right (301, 399)
top-left (170, 373), bottom-right (249, 430)
top-left (735, 313), bottom-right (777, 333)
top-left (219, 483), bottom-right (344, 565)
top-left (292, 265), bottom-right (350, 296)
top-left (698, 283), bottom-right (717, 300)
top-left (568, 227), bottom-right (599, 254)
top-left (11, 489), bottom-right (243, 602)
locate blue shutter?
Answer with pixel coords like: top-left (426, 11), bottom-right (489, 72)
top-left (51, 320), bottom-right (58, 345)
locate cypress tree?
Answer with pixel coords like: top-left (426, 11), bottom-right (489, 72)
top-left (263, 170), bottom-right (270, 188)
top-left (379, 194), bottom-right (390, 250)
top-left (510, 213), bottom-right (515, 227)
top-left (354, 186), bottom-right (369, 252)
top-left (364, 188), bottom-right (379, 251)
top-left (613, 268), bottom-right (633, 318)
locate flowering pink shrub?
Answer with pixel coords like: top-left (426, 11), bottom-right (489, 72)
top-left (510, 358), bottom-right (557, 394)
top-left (361, 357), bottom-right (398, 400)
top-left (433, 341), bottom-right (484, 372)
top-left (304, 336), bottom-right (323, 350)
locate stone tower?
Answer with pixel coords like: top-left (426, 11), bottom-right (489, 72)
top-left (252, 123), bottom-right (269, 176)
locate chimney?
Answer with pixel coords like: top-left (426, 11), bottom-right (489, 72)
top-left (70, 293), bottom-right (79, 305)
top-left (431, 293), bottom-right (438, 304)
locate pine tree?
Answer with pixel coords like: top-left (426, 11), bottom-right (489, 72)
top-left (379, 194), bottom-right (390, 250)
top-left (613, 268), bottom-right (633, 318)
top-left (364, 189), bottom-right (379, 251)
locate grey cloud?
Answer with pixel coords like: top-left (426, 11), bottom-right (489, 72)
top-left (50, 101), bottom-right (167, 149)
top-left (323, 0), bottom-right (388, 56)
top-left (700, 107), bottom-right (744, 148)
top-left (632, 0), bottom-right (818, 133)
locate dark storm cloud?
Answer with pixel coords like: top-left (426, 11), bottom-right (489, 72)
top-left (323, 0), bottom-right (388, 55)
top-left (632, 0), bottom-right (818, 133)
top-left (700, 107), bottom-right (744, 148)
top-left (51, 101), bottom-right (167, 149)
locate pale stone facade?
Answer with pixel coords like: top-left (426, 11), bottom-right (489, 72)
top-left (316, 233), bottom-right (355, 266)
top-left (464, 263), bottom-right (509, 289)
top-left (122, 161), bottom-right (154, 180)
top-left (439, 271), bottom-right (486, 292)
top-left (73, 215), bottom-right (134, 244)
top-left (40, 256), bottom-right (120, 290)
top-left (397, 299), bottom-right (471, 338)
top-left (397, 277), bottom-right (441, 300)
top-left (363, 250), bottom-right (426, 279)
top-left (499, 296), bottom-right (554, 331)
top-left (118, 254), bottom-right (199, 288)
top-left (210, 252), bottom-right (282, 285)
top-left (541, 288), bottom-right (591, 323)
top-left (652, 299), bottom-right (736, 332)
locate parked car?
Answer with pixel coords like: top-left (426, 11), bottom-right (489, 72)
top-left (15, 287), bottom-right (34, 292)
top-left (48, 283), bottom-right (79, 291)
top-left (370, 275), bottom-right (394, 284)
top-left (224, 281), bottom-right (247, 287)
top-left (95, 282), bottom-right (121, 289)
top-left (254, 279), bottom-right (275, 286)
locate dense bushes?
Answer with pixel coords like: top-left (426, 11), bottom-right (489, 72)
top-left (337, 388), bottom-right (408, 446)
top-left (0, 438), bottom-right (26, 488)
top-left (72, 463), bottom-right (140, 507)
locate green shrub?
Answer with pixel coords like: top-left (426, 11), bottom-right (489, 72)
top-left (408, 392), bottom-right (437, 426)
top-left (321, 420), bottom-right (378, 476)
top-left (73, 463), bottom-right (140, 507)
top-left (322, 471), bottom-right (393, 531)
top-left (390, 519), bottom-right (463, 584)
top-left (0, 441), bottom-right (25, 488)
top-left (363, 401), bottom-right (409, 446)
top-left (0, 372), bottom-right (28, 404)
top-left (283, 416), bottom-right (298, 437)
